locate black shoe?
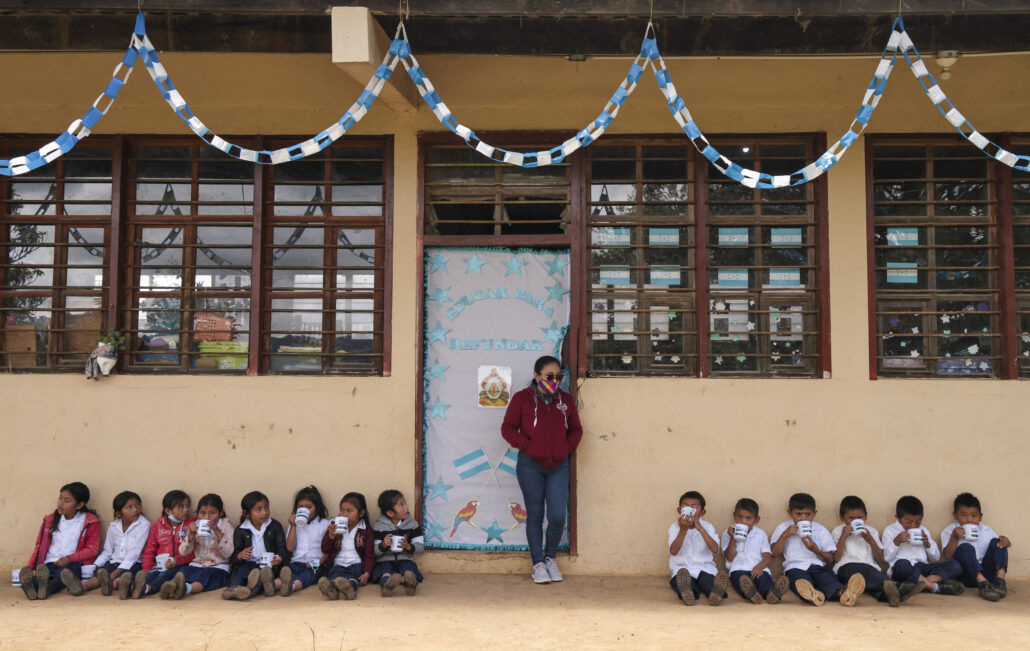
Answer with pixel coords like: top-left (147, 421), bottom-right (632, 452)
top-left (898, 581), bottom-right (924, 602)
top-left (18, 567), bottom-right (36, 600)
top-left (937, 579), bottom-right (965, 596)
top-left (673, 568), bottom-right (693, 605)
top-left (978, 580), bottom-right (1002, 602)
top-left (97, 568), bottom-right (113, 596)
top-left (34, 566), bottom-right (50, 600)
top-left (993, 577), bottom-right (1007, 598)
top-left (882, 580), bottom-right (900, 607)
top-left (60, 568), bottom-right (84, 596)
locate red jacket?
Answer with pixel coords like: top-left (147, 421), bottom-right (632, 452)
top-left (501, 386), bottom-right (583, 469)
top-left (27, 512), bottom-right (101, 568)
top-left (321, 523), bottom-right (376, 575)
top-left (141, 516), bottom-right (196, 572)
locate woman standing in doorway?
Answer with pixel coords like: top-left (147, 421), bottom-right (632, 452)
top-left (501, 355), bottom-right (583, 584)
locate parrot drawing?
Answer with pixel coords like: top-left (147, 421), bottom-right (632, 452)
top-left (509, 501), bottom-right (527, 529)
top-left (450, 499), bottom-right (479, 536)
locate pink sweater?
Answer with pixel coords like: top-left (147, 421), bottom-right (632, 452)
top-left (178, 518), bottom-right (234, 569)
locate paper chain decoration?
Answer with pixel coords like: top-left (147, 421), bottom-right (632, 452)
top-left (2, 14), bottom-right (1029, 185)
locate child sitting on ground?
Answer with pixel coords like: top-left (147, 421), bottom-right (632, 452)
top-left (19, 482), bottom-right (100, 600)
top-left (719, 498), bottom-right (788, 604)
top-left (163, 493), bottom-right (235, 599)
top-left (92, 490), bottom-right (149, 598)
top-left (318, 492), bottom-right (375, 600)
top-left (882, 495), bottom-right (963, 596)
top-left (770, 492), bottom-right (864, 607)
top-left (281, 485), bottom-right (331, 597)
top-left (668, 491), bottom-right (730, 606)
top-left (132, 489), bottom-right (194, 599)
top-left (940, 492), bottom-right (1011, 601)
top-left (831, 495), bottom-right (920, 607)
top-left (372, 490), bottom-right (425, 597)
top-left (224, 491), bottom-right (288, 600)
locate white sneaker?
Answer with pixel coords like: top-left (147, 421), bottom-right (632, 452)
top-left (531, 562), bottom-right (551, 584)
top-left (544, 557), bottom-right (563, 582)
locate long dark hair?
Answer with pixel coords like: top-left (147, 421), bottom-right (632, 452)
top-left (530, 355), bottom-right (561, 387)
top-left (240, 490), bottom-right (269, 525)
top-left (50, 482), bottom-right (96, 534)
top-left (197, 493), bottom-right (226, 519)
top-left (293, 485), bottom-right (328, 521)
top-left (342, 492), bottom-right (371, 528)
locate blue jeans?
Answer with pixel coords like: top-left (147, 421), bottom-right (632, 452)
top-left (729, 570), bottom-right (774, 598)
top-left (372, 560), bottom-right (422, 585)
top-left (891, 559), bottom-right (961, 584)
top-left (953, 538), bottom-right (1008, 587)
top-left (515, 452), bottom-right (569, 564)
top-left (286, 561), bottom-right (319, 589)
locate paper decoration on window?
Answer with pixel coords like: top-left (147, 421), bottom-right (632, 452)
top-left (886, 262), bottom-right (918, 284)
top-left (770, 227), bottom-right (803, 248)
top-left (718, 227), bottom-right (749, 247)
top-left (710, 298), bottom-right (750, 336)
top-left (649, 266), bottom-right (680, 286)
top-left (593, 227), bottom-right (631, 246)
top-left (650, 307), bottom-right (671, 342)
top-left (717, 268), bottom-right (748, 288)
top-left (648, 227), bottom-right (679, 246)
top-left (599, 265), bottom-right (631, 286)
top-left (886, 227), bottom-right (919, 246)
top-left (769, 268), bottom-right (801, 288)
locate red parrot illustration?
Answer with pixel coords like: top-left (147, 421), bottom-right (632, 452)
top-left (450, 499), bottom-right (479, 536)
top-left (509, 501), bottom-right (527, 529)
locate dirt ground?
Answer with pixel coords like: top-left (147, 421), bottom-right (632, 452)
top-left (0, 574), bottom-right (1026, 649)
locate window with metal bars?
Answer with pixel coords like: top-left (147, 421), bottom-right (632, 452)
top-left (1, 141), bottom-right (112, 370)
top-left (870, 139), bottom-right (999, 377)
top-left (1009, 140), bottom-right (1030, 376)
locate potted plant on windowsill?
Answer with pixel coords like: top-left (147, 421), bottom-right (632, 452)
top-left (85, 329), bottom-right (127, 380)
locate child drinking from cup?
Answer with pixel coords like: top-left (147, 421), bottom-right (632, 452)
top-left (318, 492), bottom-right (375, 600)
top-left (131, 489), bottom-right (195, 598)
top-left (19, 482), bottom-right (100, 600)
top-left (770, 492), bottom-right (864, 607)
top-left (224, 491), bottom-right (287, 600)
top-left (831, 495), bottom-right (920, 607)
top-left (162, 493), bottom-right (234, 599)
top-left (940, 492), bottom-right (1011, 601)
top-left (281, 485), bottom-right (330, 596)
top-left (881, 495), bottom-right (963, 596)
top-left (668, 491), bottom-right (730, 606)
top-left (719, 498), bottom-right (788, 604)
top-left (372, 490), bottom-right (425, 597)
top-left (91, 490), bottom-right (149, 599)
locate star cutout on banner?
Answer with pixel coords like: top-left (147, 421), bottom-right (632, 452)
top-left (545, 281), bottom-right (569, 304)
top-left (426, 475), bottom-right (454, 502)
top-left (426, 358), bottom-right (449, 382)
top-left (427, 252), bottom-right (450, 273)
top-left (426, 396), bottom-right (451, 421)
top-left (427, 321), bottom-right (451, 344)
top-left (503, 254), bottom-right (527, 277)
top-left (483, 519), bottom-right (508, 544)
top-left (463, 253), bottom-right (488, 275)
top-left (427, 284), bottom-right (452, 307)
top-left (547, 255), bottom-right (569, 277)
top-left (540, 321), bottom-right (565, 343)
top-left (425, 517), bottom-right (447, 542)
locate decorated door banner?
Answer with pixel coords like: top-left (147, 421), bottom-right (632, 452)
top-left (422, 247), bottom-right (571, 550)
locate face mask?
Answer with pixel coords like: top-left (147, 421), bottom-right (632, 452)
top-left (167, 514), bottom-right (182, 524)
top-left (538, 378), bottom-right (560, 394)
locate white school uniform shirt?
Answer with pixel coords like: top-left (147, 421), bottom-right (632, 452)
top-left (94, 516), bottom-right (151, 570)
top-left (242, 519), bottom-right (270, 560)
top-left (830, 523), bottom-right (883, 574)
top-left (881, 520), bottom-right (940, 576)
top-left (334, 520), bottom-right (366, 567)
top-left (44, 511), bottom-right (86, 563)
top-left (940, 522), bottom-right (999, 563)
top-left (667, 519), bottom-right (718, 579)
top-left (287, 516), bottom-right (330, 565)
top-left (719, 525), bottom-right (772, 575)
top-left (770, 520), bottom-right (835, 572)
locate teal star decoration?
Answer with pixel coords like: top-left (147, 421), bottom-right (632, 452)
top-left (426, 358), bottom-right (449, 382)
top-left (426, 396), bottom-right (451, 421)
top-left (463, 253), bottom-right (488, 275)
top-left (483, 519), bottom-right (508, 544)
top-left (426, 321), bottom-right (451, 344)
top-left (547, 255), bottom-right (569, 277)
top-left (503, 254), bottom-right (527, 277)
top-left (427, 284), bottom-right (452, 307)
top-left (427, 252), bottom-right (450, 273)
top-left (426, 475), bottom-right (454, 502)
top-left (545, 281), bottom-right (569, 304)
top-left (425, 516), bottom-right (447, 542)
top-left (540, 321), bottom-right (565, 343)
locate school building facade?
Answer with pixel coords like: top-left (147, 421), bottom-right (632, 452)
top-left (1, 1), bottom-right (1028, 577)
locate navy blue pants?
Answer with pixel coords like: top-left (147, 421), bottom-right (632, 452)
top-left (179, 565), bottom-right (229, 592)
top-left (40, 561), bottom-right (81, 594)
top-left (952, 538), bottom-right (1008, 587)
top-left (328, 563), bottom-right (363, 588)
top-left (516, 453), bottom-right (569, 565)
top-left (786, 564), bottom-right (844, 600)
top-left (837, 562), bottom-right (891, 601)
top-left (144, 567), bottom-right (182, 595)
top-left (286, 561), bottom-right (320, 589)
top-left (891, 558), bottom-right (961, 584)
top-left (729, 570), bottom-right (773, 598)
top-left (228, 561), bottom-right (280, 587)
top-left (668, 570), bottom-right (717, 598)
top-left (372, 560), bottom-right (423, 586)
top-left (99, 561), bottom-right (140, 578)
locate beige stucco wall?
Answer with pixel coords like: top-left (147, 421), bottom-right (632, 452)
top-left (1, 42), bottom-right (1028, 576)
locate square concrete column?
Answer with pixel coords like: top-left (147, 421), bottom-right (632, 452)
top-left (332, 6), bottom-right (417, 110)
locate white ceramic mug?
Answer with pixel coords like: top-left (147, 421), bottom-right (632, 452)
top-left (390, 534), bottom-right (405, 552)
top-left (260, 552), bottom-right (275, 567)
top-left (908, 528), bottom-right (924, 545)
top-left (850, 518), bottom-right (866, 533)
top-left (196, 519), bottom-right (212, 538)
top-left (797, 520), bottom-right (813, 537)
top-left (12, 569), bottom-right (21, 586)
top-left (334, 516), bottom-right (349, 534)
top-left (80, 564), bottom-right (96, 579)
top-left (733, 523), bottom-right (749, 541)
top-left (680, 506), bottom-right (696, 518)
top-left (295, 507), bottom-right (311, 527)
top-left (154, 553), bottom-right (171, 571)
top-left (963, 524), bottom-right (980, 541)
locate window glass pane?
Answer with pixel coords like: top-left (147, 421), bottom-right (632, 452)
top-left (5, 224), bottom-right (54, 287)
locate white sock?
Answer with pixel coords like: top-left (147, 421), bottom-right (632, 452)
top-left (932, 583), bottom-right (940, 593)
top-left (185, 584), bottom-right (193, 594)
